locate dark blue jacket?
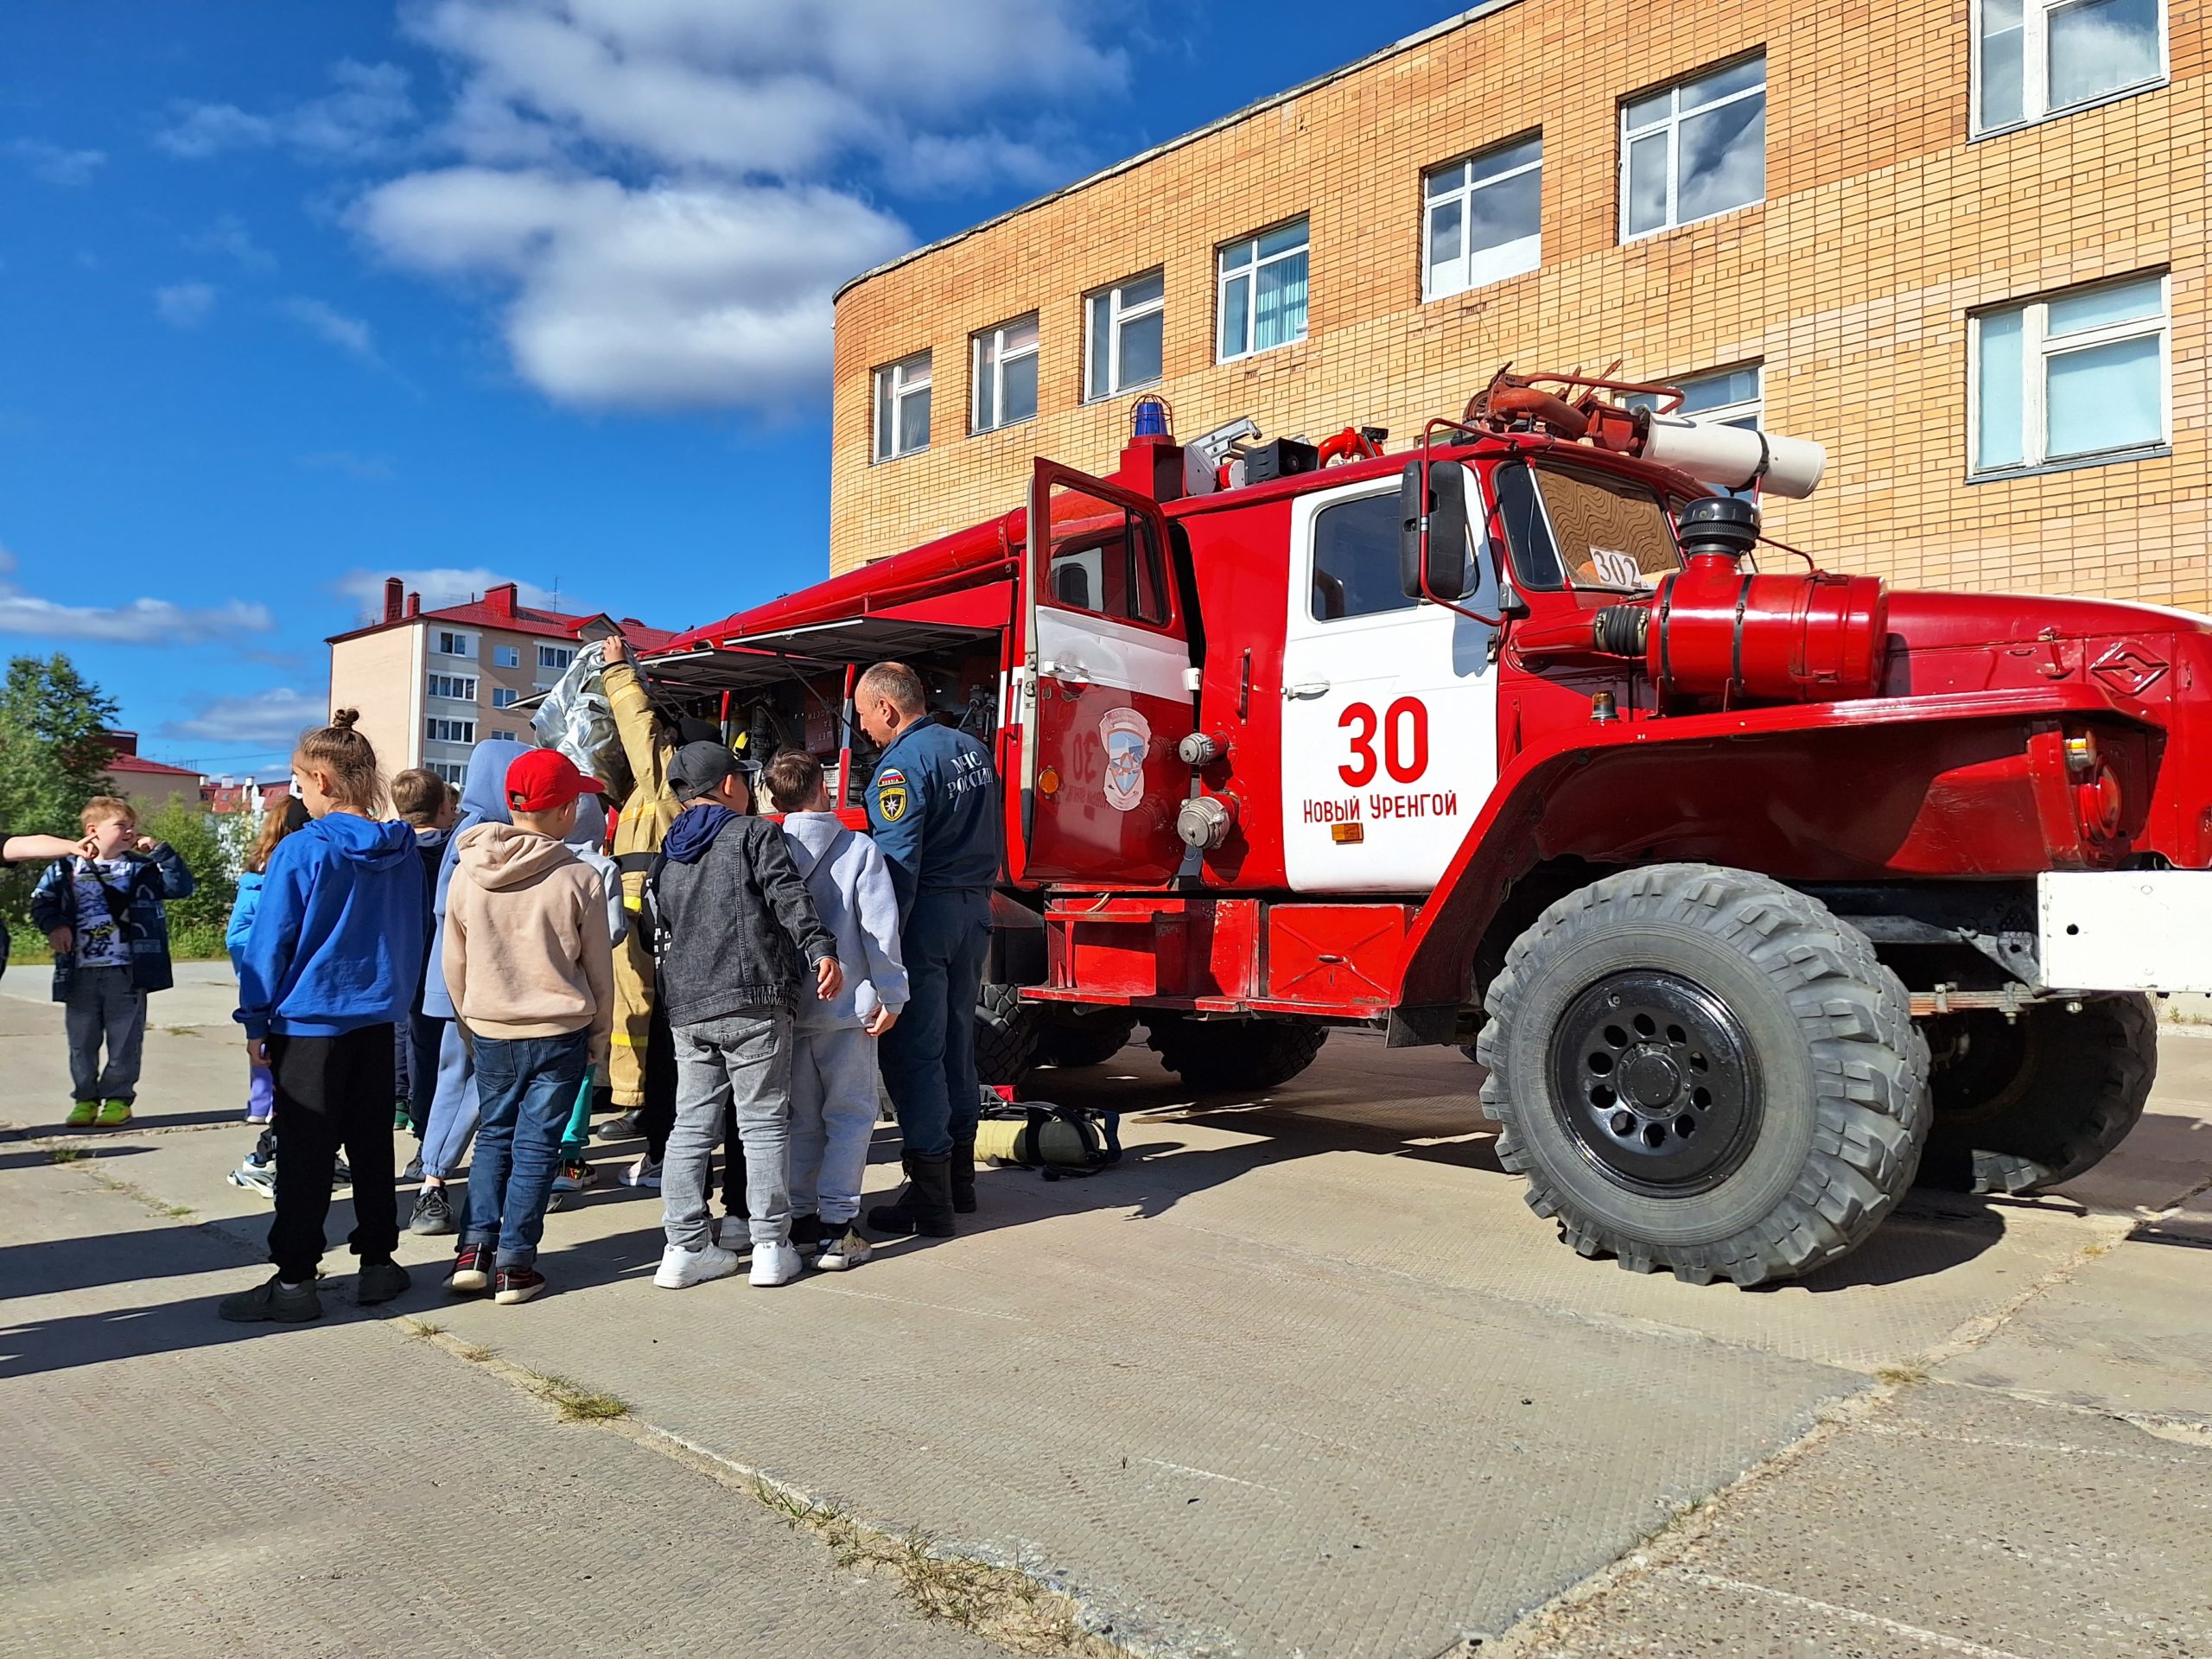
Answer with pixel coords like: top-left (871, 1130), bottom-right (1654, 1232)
top-left (864, 720), bottom-right (998, 919)
top-left (29, 843), bottom-right (195, 1000)
top-left (234, 813), bottom-right (426, 1040)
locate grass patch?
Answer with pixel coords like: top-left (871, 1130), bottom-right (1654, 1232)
top-left (400, 1318), bottom-right (445, 1338)
top-left (537, 1374), bottom-right (629, 1422)
top-left (48, 1146), bottom-right (82, 1163)
top-left (163, 1204), bottom-right (194, 1218)
top-left (1875, 1363), bottom-right (1929, 1387)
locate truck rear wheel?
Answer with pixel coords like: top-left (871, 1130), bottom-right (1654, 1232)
top-left (1035, 1009), bottom-right (1139, 1070)
top-left (1146, 1015), bottom-right (1328, 1093)
top-left (1918, 995), bottom-right (2156, 1194)
top-left (1478, 865), bottom-right (1928, 1287)
top-left (975, 983), bottom-right (1039, 1087)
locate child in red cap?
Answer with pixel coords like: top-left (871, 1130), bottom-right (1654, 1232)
top-left (439, 748), bottom-right (614, 1305)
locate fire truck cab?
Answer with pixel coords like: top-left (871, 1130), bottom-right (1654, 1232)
top-left (641, 372), bottom-right (2212, 1287)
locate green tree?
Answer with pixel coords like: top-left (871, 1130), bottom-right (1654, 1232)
top-left (140, 798), bottom-right (236, 961)
top-left (0, 653), bottom-right (119, 924)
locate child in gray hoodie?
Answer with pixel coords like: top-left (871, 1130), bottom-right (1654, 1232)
top-left (762, 750), bottom-right (908, 1271)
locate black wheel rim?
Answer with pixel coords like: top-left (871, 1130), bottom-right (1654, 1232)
top-left (1548, 970), bottom-right (1762, 1196)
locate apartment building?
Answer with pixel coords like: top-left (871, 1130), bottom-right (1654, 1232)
top-left (830, 0), bottom-right (2205, 613)
top-left (327, 580), bottom-right (676, 785)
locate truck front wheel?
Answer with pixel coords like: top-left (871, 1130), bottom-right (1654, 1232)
top-left (1918, 995), bottom-right (2156, 1194)
top-left (1146, 1015), bottom-right (1328, 1093)
top-left (1478, 865), bottom-right (1929, 1287)
top-left (975, 983), bottom-right (1039, 1087)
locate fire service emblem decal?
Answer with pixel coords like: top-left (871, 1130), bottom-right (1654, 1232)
top-left (1099, 708), bottom-right (1151, 812)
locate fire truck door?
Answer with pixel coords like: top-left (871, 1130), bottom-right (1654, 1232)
top-left (1014, 460), bottom-right (1193, 887)
top-left (1280, 467), bottom-right (1500, 894)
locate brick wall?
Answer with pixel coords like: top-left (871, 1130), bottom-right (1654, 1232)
top-left (830, 0), bottom-right (2208, 610)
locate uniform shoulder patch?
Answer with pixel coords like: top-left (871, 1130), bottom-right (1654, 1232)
top-left (876, 784), bottom-right (909, 823)
top-left (875, 767), bottom-right (906, 787)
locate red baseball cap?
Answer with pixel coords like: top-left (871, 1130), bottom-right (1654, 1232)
top-left (505, 749), bottom-right (605, 813)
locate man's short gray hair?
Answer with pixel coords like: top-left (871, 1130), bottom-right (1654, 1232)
top-left (856, 661), bottom-right (926, 715)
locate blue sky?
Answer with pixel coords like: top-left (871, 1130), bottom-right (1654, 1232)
top-left (1, 1), bottom-right (1456, 778)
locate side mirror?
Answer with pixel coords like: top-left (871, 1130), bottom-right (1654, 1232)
top-left (1399, 461), bottom-right (1471, 603)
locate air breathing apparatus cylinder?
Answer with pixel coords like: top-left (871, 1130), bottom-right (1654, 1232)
top-left (975, 1104), bottom-right (1121, 1173)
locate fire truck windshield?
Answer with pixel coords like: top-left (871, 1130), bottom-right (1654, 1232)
top-left (1495, 460), bottom-right (1681, 594)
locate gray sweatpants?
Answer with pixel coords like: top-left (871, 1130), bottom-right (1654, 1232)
top-left (667, 1007), bottom-right (791, 1251)
top-left (790, 1024), bottom-right (880, 1227)
top-left (66, 966), bottom-right (147, 1103)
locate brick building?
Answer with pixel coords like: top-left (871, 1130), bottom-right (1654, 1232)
top-left (327, 580), bottom-right (676, 786)
top-left (830, 0), bottom-right (2203, 611)
top-left (96, 732), bottom-right (206, 813)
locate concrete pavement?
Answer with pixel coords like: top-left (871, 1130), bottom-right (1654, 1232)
top-left (4, 961), bottom-right (2209, 1657)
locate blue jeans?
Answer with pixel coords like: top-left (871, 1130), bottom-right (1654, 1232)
top-left (879, 887), bottom-right (992, 1160)
top-left (462, 1029), bottom-right (589, 1269)
top-left (420, 1020), bottom-right (480, 1180)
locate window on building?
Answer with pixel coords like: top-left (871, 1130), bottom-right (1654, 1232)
top-left (873, 351), bottom-right (932, 461)
top-left (429, 760), bottom-right (467, 785)
top-left (1084, 271), bottom-right (1165, 401)
top-left (971, 315), bottom-right (1039, 434)
top-left (538, 644), bottom-right (575, 672)
top-left (490, 687), bottom-right (520, 709)
top-left (493, 645), bottom-right (520, 669)
top-left (1217, 219), bottom-right (1310, 362)
top-left (1626, 365), bottom-right (1764, 494)
top-left (434, 629), bottom-right (476, 658)
top-left (1972, 272), bottom-right (2168, 476)
top-left (1974, 0), bottom-right (2164, 135)
top-left (426, 717), bottom-right (477, 744)
top-left (1621, 55), bottom-right (1766, 239)
top-left (490, 728), bottom-right (517, 741)
top-left (426, 673), bottom-right (477, 701)
top-left (1425, 136), bottom-right (1542, 300)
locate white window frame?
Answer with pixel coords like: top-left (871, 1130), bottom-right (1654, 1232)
top-left (1967, 272), bottom-right (2171, 479)
top-left (432, 629), bottom-right (475, 659)
top-left (1657, 365), bottom-right (1764, 430)
top-left (425, 717), bottom-right (476, 745)
top-left (537, 644), bottom-right (575, 672)
top-left (490, 687), bottom-right (520, 709)
top-left (493, 645), bottom-right (520, 668)
top-left (873, 351), bottom-right (932, 461)
top-left (1619, 55), bottom-right (1766, 242)
top-left (1216, 218), bottom-right (1311, 363)
top-left (489, 728), bottom-right (517, 741)
top-left (428, 760), bottom-right (466, 785)
top-left (971, 314), bottom-right (1039, 435)
top-left (1423, 136), bottom-right (1543, 302)
top-left (1971, 0), bottom-right (2169, 138)
top-left (1084, 271), bottom-right (1165, 403)
top-left (426, 672), bottom-right (478, 702)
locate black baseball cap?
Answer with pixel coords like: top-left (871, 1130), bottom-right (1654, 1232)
top-left (669, 741), bottom-right (756, 802)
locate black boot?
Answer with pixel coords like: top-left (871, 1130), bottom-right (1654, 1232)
top-left (866, 1153), bottom-right (957, 1238)
top-left (949, 1140), bottom-right (977, 1215)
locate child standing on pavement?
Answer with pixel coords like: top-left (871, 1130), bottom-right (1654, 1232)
top-left (762, 750), bottom-right (907, 1272)
top-left (390, 768), bottom-right (456, 1147)
top-left (222, 797), bottom-right (311, 1206)
top-left (219, 711), bottom-right (426, 1324)
top-left (647, 741), bottom-right (840, 1291)
top-left (440, 750), bottom-right (614, 1306)
top-left (30, 796), bottom-right (196, 1128)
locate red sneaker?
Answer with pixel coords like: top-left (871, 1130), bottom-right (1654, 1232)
top-left (447, 1243), bottom-right (493, 1295)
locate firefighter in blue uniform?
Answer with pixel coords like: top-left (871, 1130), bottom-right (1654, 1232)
top-left (855, 661), bottom-right (998, 1237)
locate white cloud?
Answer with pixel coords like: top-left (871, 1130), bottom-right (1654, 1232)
top-left (155, 282), bottom-right (218, 329)
top-left (156, 60), bottom-right (416, 161)
top-left (0, 585), bottom-right (273, 646)
top-left (5, 139), bottom-right (107, 187)
top-left (162, 687), bottom-right (333, 747)
top-left (334, 565), bottom-right (563, 614)
top-left (188, 214), bottom-right (277, 273)
top-left (282, 296), bottom-right (377, 359)
top-left (344, 0), bottom-right (1125, 414)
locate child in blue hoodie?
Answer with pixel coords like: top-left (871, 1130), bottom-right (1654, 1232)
top-left (219, 710), bottom-right (427, 1325)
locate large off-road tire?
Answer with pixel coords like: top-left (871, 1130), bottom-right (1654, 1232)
top-left (1035, 1010), bottom-right (1139, 1070)
top-left (1918, 994), bottom-right (2156, 1194)
top-left (1146, 1015), bottom-right (1329, 1093)
top-left (1478, 864), bottom-right (1929, 1287)
top-left (974, 983), bottom-right (1039, 1087)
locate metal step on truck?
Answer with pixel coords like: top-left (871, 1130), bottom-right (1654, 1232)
top-left (632, 369), bottom-right (2210, 1287)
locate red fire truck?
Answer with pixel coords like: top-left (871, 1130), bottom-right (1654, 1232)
top-left (639, 371), bottom-right (2206, 1287)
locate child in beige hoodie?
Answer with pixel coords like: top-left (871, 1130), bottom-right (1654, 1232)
top-left (442, 749), bottom-right (613, 1306)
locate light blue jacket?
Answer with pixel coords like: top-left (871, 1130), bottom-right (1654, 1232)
top-left (226, 871), bottom-right (265, 971)
top-left (780, 812), bottom-right (909, 1032)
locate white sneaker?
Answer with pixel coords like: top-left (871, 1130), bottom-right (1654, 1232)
top-left (816, 1224), bottom-right (872, 1272)
top-left (620, 1154), bottom-right (663, 1190)
top-left (653, 1243), bottom-right (739, 1289)
top-left (749, 1241), bottom-right (804, 1287)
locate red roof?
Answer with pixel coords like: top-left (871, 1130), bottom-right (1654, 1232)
top-left (327, 579), bottom-right (680, 650)
top-left (107, 753), bottom-right (204, 779)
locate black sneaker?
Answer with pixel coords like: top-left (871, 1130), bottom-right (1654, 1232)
top-left (448, 1243), bottom-right (493, 1294)
top-left (218, 1274), bottom-right (322, 1323)
top-left (493, 1265), bottom-right (546, 1306)
top-left (410, 1184), bottom-right (455, 1236)
top-left (789, 1212), bottom-right (823, 1253)
top-left (354, 1261), bottom-right (411, 1306)
top-left (402, 1154), bottom-right (425, 1184)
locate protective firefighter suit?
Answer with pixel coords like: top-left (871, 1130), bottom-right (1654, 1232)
top-left (603, 655), bottom-right (682, 1109)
